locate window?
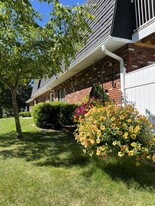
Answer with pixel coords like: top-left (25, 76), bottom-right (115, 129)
top-left (58, 88), bottom-right (66, 102)
top-left (50, 91), bottom-right (55, 102)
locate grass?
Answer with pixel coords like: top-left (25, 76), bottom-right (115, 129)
top-left (0, 117), bottom-right (155, 206)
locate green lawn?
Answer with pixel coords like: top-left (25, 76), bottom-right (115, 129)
top-left (0, 117), bottom-right (155, 206)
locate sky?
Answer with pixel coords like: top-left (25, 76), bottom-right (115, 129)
top-left (29, 0), bottom-right (86, 26)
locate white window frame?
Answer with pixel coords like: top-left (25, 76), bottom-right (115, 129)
top-left (58, 88), bottom-right (66, 102)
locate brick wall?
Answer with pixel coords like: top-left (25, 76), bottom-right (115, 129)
top-left (127, 44), bottom-right (155, 72)
top-left (31, 43), bottom-right (155, 106)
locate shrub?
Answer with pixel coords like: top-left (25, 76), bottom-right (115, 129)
top-left (19, 111), bottom-right (31, 117)
top-left (74, 97), bottom-right (107, 122)
top-left (32, 103), bottom-right (54, 128)
top-left (32, 102), bottom-right (64, 128)
top-left (75, 104), bottom-right (155, 165)
top-left (32, 102), bottom-right (77, 129)
top-left (60, 104), bottom-right (77, 125)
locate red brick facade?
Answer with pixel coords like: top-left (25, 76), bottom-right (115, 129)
top-left (29, 43), bottom-right (155, 109)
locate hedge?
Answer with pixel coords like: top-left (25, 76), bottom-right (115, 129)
top-left (19, 111), bottom-right (31, 117)
top-left (60, 104), bottom-right (78, 126)
top-left (32, 102), bottom-right (77, 129)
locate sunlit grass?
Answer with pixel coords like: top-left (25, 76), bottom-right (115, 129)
top-left (0, 117), bottom-right (155, 206)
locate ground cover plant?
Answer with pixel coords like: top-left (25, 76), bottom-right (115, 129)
top-left (0, 117), bottom-right (155, 206)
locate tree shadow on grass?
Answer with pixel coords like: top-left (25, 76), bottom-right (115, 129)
top-left (0, 130), bottom-right (90, 168)
top-left (0, 130), bottom-right (154, 189)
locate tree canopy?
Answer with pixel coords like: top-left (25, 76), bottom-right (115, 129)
top-left (0, 0), bottom-right (93, 138)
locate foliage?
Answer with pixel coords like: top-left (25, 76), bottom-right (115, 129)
top-left (89, 83), bottom-right (110, 102)
top-left (0, 0), bottom-right (93, 137)
top-left (32, 102), bottom-right (77, 128)
top-left (0, 82), bottom-right (12, 110)
top-left (19, 111), bottom-right (31, 117)
top-left (32, 102), bottom-right (62, 128)
top-left (75, 104), bottom-right (155, 165)
top-left (60, 104), bottom-right (78, 125)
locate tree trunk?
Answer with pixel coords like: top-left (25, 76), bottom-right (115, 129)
top-left (0, 107), bottom-right (2, 118)
top-left (11, 88), bottom-right (23, 139)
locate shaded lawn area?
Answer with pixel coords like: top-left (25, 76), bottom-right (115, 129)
top-left (0, 117), bottom-right (155, 206)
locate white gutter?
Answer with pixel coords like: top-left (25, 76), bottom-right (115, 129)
top-left (102, 45), bottom-right (126, 106)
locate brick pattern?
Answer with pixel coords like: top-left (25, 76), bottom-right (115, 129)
top-left (128, 44), bottom-right (155, 72)
top-left (30, 44), bottom-right (155, 108)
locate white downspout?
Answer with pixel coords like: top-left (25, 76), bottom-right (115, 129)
top-left (102, 45), bottom-right (126, 106)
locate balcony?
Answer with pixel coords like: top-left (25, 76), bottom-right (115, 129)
top-left (134, 0), bottom-right (155, 30)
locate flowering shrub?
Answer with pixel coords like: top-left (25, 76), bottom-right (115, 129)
top-left (74, 84), bottom-right (111, 122)
top-left (75, 104), bottom-right (155, 165)
top-left (74, 97), bottom-right (104, 122)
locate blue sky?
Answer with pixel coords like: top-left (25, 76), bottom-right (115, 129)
top-left (30, 0), bottom-right (86, 26)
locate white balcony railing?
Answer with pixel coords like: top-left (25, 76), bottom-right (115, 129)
top-left (134, 0), bottom-right (155, 29)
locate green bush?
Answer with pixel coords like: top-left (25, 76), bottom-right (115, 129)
top-left (19, 111), bottom-right (31, 117)
top-left (32, 102), bottom-right (63, 129)
top-left (32, 102), bottom-right (77, 129)
top-left (60, 104), bottom-right (77, 125)
top-left (75, 103), bottom-right (155, 165)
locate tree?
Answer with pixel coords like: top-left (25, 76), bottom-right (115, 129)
top-left (0, 82), bottom-right (32, 117)
top-left (0, 0), bottom-right (93, 138)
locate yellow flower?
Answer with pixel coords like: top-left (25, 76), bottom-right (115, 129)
top-left (112, 141), bottom-right (117, 146)
top-left (111, 117), bottom-right (115, 121)
top-left (118, 151), bottom-right (124, 157)
top-left (136, 162), bottom-right (140, 166)
top-left (89, 150), bottom-right (94, 157)
top-left (152, 154), bottom-right (155, 162)
top-left (111, 123), bottom-right (116, 128)
top-left (131, 142), bottom-right (136, 147)
top-left (94, 120), bottom-right (98, 124)
top-left (123, 123), bottom-right (127, 127)
top-left (97, 130), bottom-right (102, 138)
top-left (96, 148), bottom-right (101, 156)
top-left (100, 125), bottom-right (106, 130)
top-left (120, 115), bottom-right (125, 120)
top-left (89, 117), bottom-right (93, 121)
top-left (129, 126), bottom-right (133, 132)
top-left (127, 119), bottom-right (131, 123)
top-left (89, 137), bottom-right (95, 145)
top-left (120, 145), bottom-right (128, 151)
top-left (123, 132), bottom-right (128, 139)
top-left (131, 134), bottom-right (136, 140)
top-left (96, 138), bottom-right (101, 144)
top-left (100, 116), bottom-right (106, 121)
top-left (134, 125), bottom-right (140, 133)
top-left (128, 150), bottom-right (134, 156)
top-left (101, 146), bottom-right (106, 151)
top-left (92, 125), bottom-right (98, 131)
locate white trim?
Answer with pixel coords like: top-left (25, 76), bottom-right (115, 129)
top-left (132, 20), bottom-right (155, 42)
top-left (110, 36), bottom-right (132, 43)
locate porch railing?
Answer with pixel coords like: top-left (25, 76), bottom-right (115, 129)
top-left (133, 0), bottom-right (155, 29)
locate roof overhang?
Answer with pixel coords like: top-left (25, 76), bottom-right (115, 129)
top-left (28, 36), bottom-right (131, 102)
